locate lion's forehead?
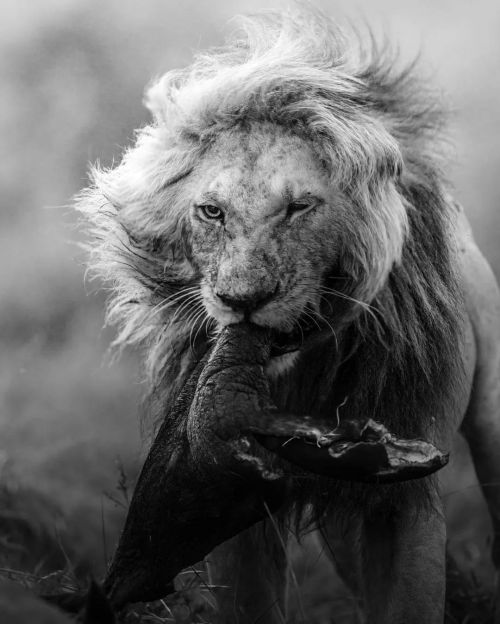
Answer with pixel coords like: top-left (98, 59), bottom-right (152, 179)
top-left (194, 125), bottom-right (329, 224)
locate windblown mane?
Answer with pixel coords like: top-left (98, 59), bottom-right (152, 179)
top-left (77, 8), bottom-right (464, 515)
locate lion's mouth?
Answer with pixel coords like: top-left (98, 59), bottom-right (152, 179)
top-left (269, 314), bottom-right (323, 358)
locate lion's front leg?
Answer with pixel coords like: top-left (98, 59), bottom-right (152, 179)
top-left (206, 519), bottom-right (288, 624)
top-left (361, 488), bottom-right (446, 624)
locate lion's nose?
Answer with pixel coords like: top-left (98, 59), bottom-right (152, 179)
top-left (216, 284), bottom-right (278, 313)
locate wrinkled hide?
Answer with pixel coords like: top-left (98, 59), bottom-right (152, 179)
top-left (102, 323), bottom-right (448, 609)
top-left (103, 324), bottom-right (289, 609)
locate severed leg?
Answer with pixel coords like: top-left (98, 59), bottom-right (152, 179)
top-left (103, 324), bottom-right (291, 609)
top-left (102, 322), bottom-right (450, 610)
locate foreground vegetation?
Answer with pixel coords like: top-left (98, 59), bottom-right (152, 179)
top-left (0, 470), bottom-right (497, 623)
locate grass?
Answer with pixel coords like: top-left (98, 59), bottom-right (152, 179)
top-left (0, 470), bottom-right (495, 623)
top-left (445, 555), bottom-right (495, 624)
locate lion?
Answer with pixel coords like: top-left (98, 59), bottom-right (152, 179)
top-left (77, 8), bottom-right (500, 624)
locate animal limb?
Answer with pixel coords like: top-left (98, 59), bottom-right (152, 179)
top-left (103, 322), bottom-right (449, 609)
top-left (103, 324), bottom-right (290, 609)
top-left (361, 490), bottom-right (447, 624)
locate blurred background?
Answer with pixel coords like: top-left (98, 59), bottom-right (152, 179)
top-left (0, 0), bottom-right (499, 620)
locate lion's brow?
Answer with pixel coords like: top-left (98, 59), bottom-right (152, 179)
top-left (197, 190), bottom-right (226, 206)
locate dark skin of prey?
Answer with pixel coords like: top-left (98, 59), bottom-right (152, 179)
top-left (103, 323), bottom-right (448, 609)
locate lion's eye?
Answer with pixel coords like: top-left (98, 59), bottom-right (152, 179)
top-left (198, 204), bottom-right (224, 222)
top-left (287, 201), bottom-right (314, 219)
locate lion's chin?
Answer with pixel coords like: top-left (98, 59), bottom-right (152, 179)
top-left (265, 350), bottom-right (300, 378)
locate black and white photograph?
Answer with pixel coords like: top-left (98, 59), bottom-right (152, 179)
top-left (1, 1), bottom-right (499, 622)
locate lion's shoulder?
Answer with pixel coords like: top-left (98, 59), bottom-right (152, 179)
top-left (454, 201), bottom-right (500, 366)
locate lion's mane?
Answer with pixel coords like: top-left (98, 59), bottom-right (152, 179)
top-left (78, 9), bottom-right (464, 517)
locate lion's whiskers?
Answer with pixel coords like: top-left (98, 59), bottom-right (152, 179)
top-left (299, 307), bottom-right (322, 332)
top-left (182, 297), bottom-right (205, 328)
top-left (168, 290), bottom-right (205, 326)
top-left (187, 306), bottom-right (211, 353)
top-left (192, 313), bottom-right (215, 352)
top-left (149, 285), bottom-right (202, 318)
top-left (319, 285), bottom-right (386, 335)
top-left (319, 285), bottom-right (376, 314)
top-left (291, 315), bottom-right (305, 348)
top-left (304, 304), bottom-right (339, 352)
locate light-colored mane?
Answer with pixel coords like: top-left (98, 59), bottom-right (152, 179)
top-left (77, 9), bottom-right (462, 465)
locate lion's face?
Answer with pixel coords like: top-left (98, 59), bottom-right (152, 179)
top-left (186, 124), bottom-right (339, 367)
